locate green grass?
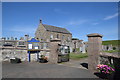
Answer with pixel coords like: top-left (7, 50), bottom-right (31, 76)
top-left (76, 48), bottom-right (80, 52)
top-left (103, 50), bottom-right (120, 53)
top-left (102, 40), bottom-right (120, 46)
top-left (70, 53), bottom-right (88, 59)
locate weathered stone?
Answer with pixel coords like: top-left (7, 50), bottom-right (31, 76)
top-left (87, 33), bottom-right (103, 38)
top-left (35, 20), bottom-right (72, 44)
top-left (80, 42), bottom-right (86, 53)
top-left (87, 33), bottom-right (103, 73)
top-left (49, 39), bottom-right (61, 64)
top-left (2, 49), bottom-right (28, 61)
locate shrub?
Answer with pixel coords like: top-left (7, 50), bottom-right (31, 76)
top-left (97, 64), bottom-right (115, 74)
top-left (113, 47), bottom-right (116, 50)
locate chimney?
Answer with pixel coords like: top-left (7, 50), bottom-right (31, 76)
top-left (25, 35), bottom-right (29, 41)
top-left (40, 19), bottom-right (42, 24)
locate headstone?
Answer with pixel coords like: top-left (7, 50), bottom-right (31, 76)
top-left (25, 35), bottom-right (29, 41)
top-left (81, 43), bottom-right (86, 53)
top-left (108, 44), bottom-right (113, 51)
top-left (87, 33), bottom-right (103, 73)
top-left (7, 37), bottom-right (9, 40)
top-left (11, 37), bottom-right (14, 40)
top-left (104, 45), bottom-right (108, 51)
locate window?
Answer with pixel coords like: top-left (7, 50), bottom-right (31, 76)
top-left (50, 34), bottom-right (53, 39)
top-left (19, 42), bottom-right (24, 45)
top-left (33, 43), bottom-right (39, 49)
top-left (62, 35), bottom-right (64, 40)
top-left (41, 39), bottom-right (43, 42)
top-left (41, 43), bottom-right (44, 49)
top-left (33, 43), bottom-right (38, 46)
top-left (28, 43), bottom-right (32, 49)
top-left (67, 37), bottom-right (70, 41)
top-left (57, 34), bottom-right (59, 39)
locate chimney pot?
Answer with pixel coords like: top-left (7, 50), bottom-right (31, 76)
top-left (40, 19), bottom-right (42, 23)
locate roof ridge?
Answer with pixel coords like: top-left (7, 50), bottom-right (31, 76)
top-left (43, 24), bottom-right (65, 29)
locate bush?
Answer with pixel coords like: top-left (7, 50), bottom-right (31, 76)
top-left (97, 64), bottom-right (115, 74)
top-left (113, 47), bottom-right (116, 50)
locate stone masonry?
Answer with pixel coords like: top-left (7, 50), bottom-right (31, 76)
top-left (35, 20), bottom-right (72, 44)
top-left (87, 33), bottom-right (103, 73)
top-left (49, 39), bottom-right (61, 64)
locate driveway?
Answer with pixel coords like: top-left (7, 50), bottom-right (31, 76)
top-left (2, 61), bottom-right (98, 78)
top-left (58, 58), bottom-right (88, 69)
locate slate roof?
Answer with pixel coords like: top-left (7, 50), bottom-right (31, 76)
top-left (43, 24), bottom-right (71, 34)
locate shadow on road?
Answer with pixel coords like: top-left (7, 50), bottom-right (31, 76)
top-left (80, 63), bottom-right (88, 69)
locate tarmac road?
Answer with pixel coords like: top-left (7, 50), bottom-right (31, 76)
top-left (2, 61), bottom-right (98, 78)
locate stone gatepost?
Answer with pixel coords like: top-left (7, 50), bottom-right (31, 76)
top-left (49, 39), bottom-right (61, 64)
top-left (87, 33), bottom-right (103, 73)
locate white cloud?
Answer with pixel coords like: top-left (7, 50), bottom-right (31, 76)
top-left (103, 13), bottom-right (118, 20)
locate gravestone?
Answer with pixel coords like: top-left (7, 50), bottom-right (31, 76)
top-left (87, 33), bottom-right (103, 73)
top-left (108, 44), bottom-right (113, 51)
top-left (81, 43), bottom-right (86, 53)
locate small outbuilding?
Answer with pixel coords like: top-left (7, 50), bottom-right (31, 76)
top-left (27, 38), bottom-right (40, 62)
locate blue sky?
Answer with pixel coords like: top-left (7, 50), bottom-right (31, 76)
top-left (2, 2), bottom-right (118, 41)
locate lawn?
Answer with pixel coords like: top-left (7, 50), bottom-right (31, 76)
top-left (102, 40), bottom-right (120, 46)
top-left (70, 53), bottom-right (88, 59)
top-left (103, 50), bottom-right (120, 53)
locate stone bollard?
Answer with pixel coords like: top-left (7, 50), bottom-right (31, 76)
top-left (87, 33), bottom-right (103, 73)
top-left (49, 39), bottom-right (61, 64)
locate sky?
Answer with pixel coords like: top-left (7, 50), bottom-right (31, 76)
top-left (2, 2), bottom-right (118, 41)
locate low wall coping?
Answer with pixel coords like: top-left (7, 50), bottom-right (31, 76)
top-left (87, 33), bottom-right (103, 38)
top-left (100, 52), bottom-right (120, 58)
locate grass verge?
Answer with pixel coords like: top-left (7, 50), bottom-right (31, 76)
top-left (103, 50), bottom-right (120, 53)
top-left (70, 53), bottom-right (88, 60)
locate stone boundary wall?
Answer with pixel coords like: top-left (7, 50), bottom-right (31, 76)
top-left (99, 52), bottom-right (120, 79)
top-left (99, 52), bottom-right (120, 65)
top-left (102, 45), bottom-right (119, 51)
top-left (2, 49), bottom-right (28, 61)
